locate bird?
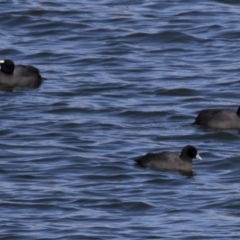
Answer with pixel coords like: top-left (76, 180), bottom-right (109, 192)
top-left (194, 106), bottom-right (240, 129)
top-left (0, 59), bottom-right (44, 88)
top-left (134, 145), bottom-right (202, 172)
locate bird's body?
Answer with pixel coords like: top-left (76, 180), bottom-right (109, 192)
top-left (134, 145), bottom-right (201, 172)
top-left (194, 106), bottom-right (240, 129)
top-left (0, 59), bottom-right (43, 88)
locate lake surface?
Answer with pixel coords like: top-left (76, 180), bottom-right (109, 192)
top-left (0, 0), bottom-right (240, 239)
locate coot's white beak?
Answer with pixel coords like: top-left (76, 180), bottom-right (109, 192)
top-left (196, 154), bottom-right (202, 161)
top-left (0, 60), bottom-right (5, 64)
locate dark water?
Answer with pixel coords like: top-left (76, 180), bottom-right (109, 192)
top-left (0, 0), bottom-right (240, 239)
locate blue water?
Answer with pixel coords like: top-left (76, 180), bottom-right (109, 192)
top-left (0, 0), bottom-right (240, 239)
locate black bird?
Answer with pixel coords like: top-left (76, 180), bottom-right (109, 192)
top-left (194, 106), bottom-right (240, 129)
top-left (0, 59), bottom-right (44, 88)
top-left (134, 145), bottom-right (202, 172)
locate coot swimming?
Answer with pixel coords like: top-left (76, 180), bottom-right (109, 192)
top-left (0, 59), bottom-right (44, 88)
top-left (134, 145), bottom-right (202, 171)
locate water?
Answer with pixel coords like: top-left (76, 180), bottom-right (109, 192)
top-left (0, 0), bottom-right (240, 239)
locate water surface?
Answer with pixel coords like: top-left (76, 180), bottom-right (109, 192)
top-left (0, 0), bottom-right (240, 239)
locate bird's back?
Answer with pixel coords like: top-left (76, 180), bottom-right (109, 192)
top-left (14, 65), bottom-right (43, 87)
top-left (135, 151), bottom-right (189, 170)
top-left (195, 109), bottom-right (240, 129)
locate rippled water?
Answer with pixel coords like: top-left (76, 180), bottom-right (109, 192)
top-left (1, 0), bottom-right (240, 239)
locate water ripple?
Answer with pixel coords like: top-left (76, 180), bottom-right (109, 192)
top-left (0, 0), bottom-right (240, 239)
